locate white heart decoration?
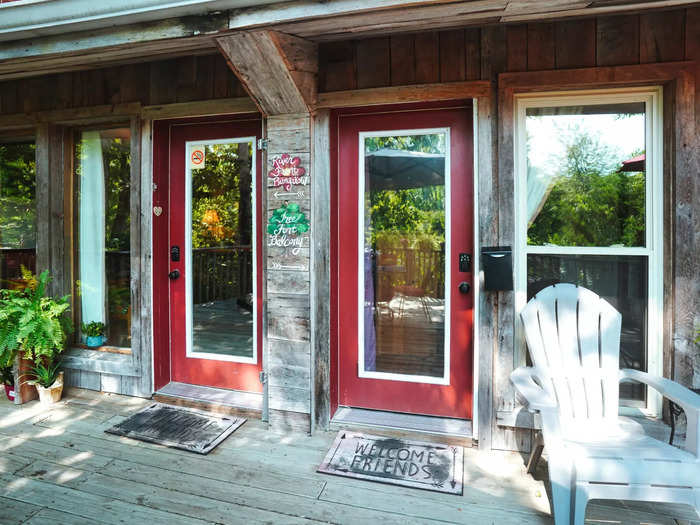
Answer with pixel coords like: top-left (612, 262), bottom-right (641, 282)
top-left (153, 206), bottom-right (163, 217)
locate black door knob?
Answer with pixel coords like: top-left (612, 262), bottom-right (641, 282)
top-left (168, 269), bottom-right (180, 280)
top-left (458, 281), bottom-right (470, 294)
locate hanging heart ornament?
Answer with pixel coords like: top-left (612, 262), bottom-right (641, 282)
top-left (153, 206), bottom-right (163, 217)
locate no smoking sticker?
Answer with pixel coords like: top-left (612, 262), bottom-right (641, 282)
top-left (189, 145), bottom-right (206, 170)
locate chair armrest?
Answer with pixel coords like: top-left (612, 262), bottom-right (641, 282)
top-left (511, 366), bottom-right (557, 411)
top-left (620, 368), bottom-right (700, 456)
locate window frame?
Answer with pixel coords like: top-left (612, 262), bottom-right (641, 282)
top-left (513, 87), bottom-right (664, 416)
top-left (69, 123), bottom-right (134, 352)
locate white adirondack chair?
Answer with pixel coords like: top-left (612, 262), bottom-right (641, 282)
top-left (511, 283), bottom-right (700, 525)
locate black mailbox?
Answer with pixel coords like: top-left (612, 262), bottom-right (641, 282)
top-left (481, 246), bottom-right (513, 291)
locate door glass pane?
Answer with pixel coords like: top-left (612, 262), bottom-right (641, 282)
top-left (526, 103), bottom-right (646, 247)
top-left (0, 142), bottom-right (36, 290)
top-left (362, 133), bottom-right (447, 378)
top-left (75, 129), bottom-right (131, 348)
top-left (189, 141), bottom-right (253, 359)
top-left (527, 254), bottom-right (648, 402)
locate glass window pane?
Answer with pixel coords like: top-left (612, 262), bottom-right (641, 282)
top-left (527, 254), bottom-right (647, 402)
top-left (0, 142), bottom-right (36, 289)
top-left (75, 129), bottom-right (131, 348)
top-left (363, 133), bottom-right (447, 378)
top-left (526, 103), bottom-right (646, 247)
top-left (190, 142), bottom-right (254, 359)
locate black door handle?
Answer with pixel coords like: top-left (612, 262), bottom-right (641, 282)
top-left (458, 281), bottom-right (470, 294)
top-left (168, 269), bottom-right (180, 280)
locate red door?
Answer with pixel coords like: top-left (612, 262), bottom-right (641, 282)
top-left (153, 117), bottom-right (263, 392)
top-left (335, 104), bottom-right (473, 419)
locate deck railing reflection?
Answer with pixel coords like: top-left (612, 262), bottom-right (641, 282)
top-left (192, 246), bottom-right (252, 304)
top-left (373, 247), bottom-right (445, 301)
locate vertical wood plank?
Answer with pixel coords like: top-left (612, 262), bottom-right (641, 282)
top-left (414, 32), bottom-right (440, 84)
top-left (149, 60), bottom-right (178, 105)
top-left (195, 55), bottom-right (215, 101)
top-left (439, 29), bottom-right (466, 82)
top-left (465, 28), bottom-right (481, 81)
top-left (356, 38), bottom-right (390, 89)
top-left (120, 63), bottom-right (149, 104)
top-left (506, 25), bottom-right (528, 72)
top-left (176, 56), bottom-right (198, 103)
top-left (597, 15), bottom-right (640, 66)
top-left (311, 110), bottom-right (331, 431)
top-left (390, 34), bottom-right (416, 86)
top-left (35, 124), bottom-right (50, 274)
top-left (319, 41), bottom-right (356, 92)
top-left (555, 19), bottom-right (596, 69)
top-left (213, 55), bottom-right (232, 98)
top-left (640, 11), bottom-right (686, 64)
top-left (477, 25), bottom-right (506, 450)
top-left (527, 23), bottom-right (555, 71)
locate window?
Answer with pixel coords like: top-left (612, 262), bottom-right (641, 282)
top-left (0, 141), bottom-right (36, 290)
top-left (74, 128), bottom-right (131, 348)
top-left (515, 88), bottom-right (663, 411)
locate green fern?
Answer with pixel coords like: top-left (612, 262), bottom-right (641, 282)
top-left (0, 270), bottom-right (73, 367)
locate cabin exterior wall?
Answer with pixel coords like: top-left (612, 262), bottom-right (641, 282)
top-left (0, 6), bottom-right (697, 451)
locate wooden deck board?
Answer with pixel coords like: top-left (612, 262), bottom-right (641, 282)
top-left (1, 391), bottom-right (697, 525)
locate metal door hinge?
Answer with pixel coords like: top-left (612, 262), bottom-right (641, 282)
top-left (259, 371), bottom-right (267, 384)
top-left (257, 138), bottom-right (268, 151)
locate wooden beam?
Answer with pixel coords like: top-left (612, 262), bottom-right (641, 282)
top-left (316, 80), bottom-right (491, 108)
top-left (499, 61), bottom-right (696, 89)
top-left (0, 103), bottom-right (140, 129)
top-left (216, 31), bottom-right (318, 115)
top-left (141, 97), bottom-right (257, 119)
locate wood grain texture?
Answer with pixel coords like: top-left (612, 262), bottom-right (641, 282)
top-left (440, 30), bottom-right (467, 82)
top-left (356, 38), bottom-right (391, 88)
top-left (555, 19), bottom-right (596, 69)
top-left (390, 34), bottom-right (416, 86)
top-left (317, 80), bottom-right (490, 108)
top-left (597, 14), bottom-right (640, 66)
top-left (311, 110), bottom-right (332, 430)
top-left (415, 32), bottom-right (441, 84)
top-left (527, 23), bottom-right (556, 71)
top-left (216, 31), bottom-right (317, 115)
top-left (639, 10), bottom-right (686, 63)
top-left (506, 25), bottom-right (528, 72)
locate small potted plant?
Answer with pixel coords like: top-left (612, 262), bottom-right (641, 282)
top-left (1, 366), bottom-right (15, 402)
top-left (23, 359), bottom-right (63, 405)
top-left (82, 321), bottom-right (106, 348)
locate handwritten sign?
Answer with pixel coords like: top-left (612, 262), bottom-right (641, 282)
top-left (269, 154), bottom-right (308, 191)
top-left (267, 202), bottom-right (309, 256)
top-left (189, 145), bottom-right (206, 170)
top-left (318, 432), bottom-right (464, 495)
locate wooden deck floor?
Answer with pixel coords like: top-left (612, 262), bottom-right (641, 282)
top-left (1, 389), bottom-right (698, 525)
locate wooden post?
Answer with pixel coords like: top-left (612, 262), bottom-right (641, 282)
top-left (217, 30), bottom-right (318, 432)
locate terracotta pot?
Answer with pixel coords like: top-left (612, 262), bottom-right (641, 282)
top-left (17, 357), bottom-right (38, 404)
top-left (3, 384), bottom-right (15, 402)
top-left (35, 371), bottom-right (64, 406)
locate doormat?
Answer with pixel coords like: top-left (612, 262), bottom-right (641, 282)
top-left (318, 431), bottom-right (463, 495)
top-left (105, 403), bottom-right (245, 454)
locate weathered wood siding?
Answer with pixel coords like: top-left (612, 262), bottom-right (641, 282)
top-left (0, 54), bottom-right (245, 114)
top-left (266, 115), bottom-right (313, 431)
top-left (318, 8), bottom-right (698, 450)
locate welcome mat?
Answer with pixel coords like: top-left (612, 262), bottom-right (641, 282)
top-left (318, 431), bottom-right (464, 495)
top-left (105, 403), bottom-right (245, 454)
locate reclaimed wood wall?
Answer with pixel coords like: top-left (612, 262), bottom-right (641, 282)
top-left (0, 54), bottom-right (245, 114)
top-left (266, 115), bottom-right (313, 431)
top-left (319, 10), bottom-right (693, 91)
top-left (319, 8), bottom-right (699, 450)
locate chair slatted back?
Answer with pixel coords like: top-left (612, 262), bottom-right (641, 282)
top-left (520, 284), bottom-right (622, 424)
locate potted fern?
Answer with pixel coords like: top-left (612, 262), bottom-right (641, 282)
top-left (0, 269), bottom-right (72, 405)
top-left (82, 321), bottom-right (106, 348)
